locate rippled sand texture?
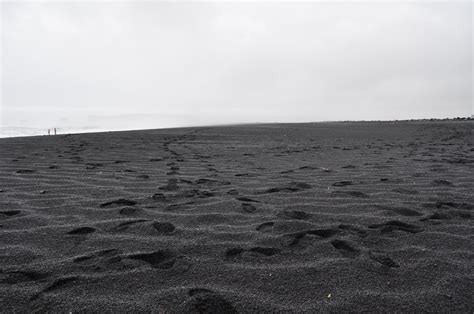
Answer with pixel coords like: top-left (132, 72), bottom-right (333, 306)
top-left (0, 122), bottom-right (473, 312)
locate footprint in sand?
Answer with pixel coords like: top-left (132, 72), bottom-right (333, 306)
top-left (177, 189), bottom-right (215, 198)
top-left (225, 247), bottom-right (244, 258)
top-left (119, 207), bottom-right (141, 215)
top-left (100, 199), bottom-right (137, 208)
top-left (180, 288), bottom-right (237, 313)
top-left (420, 211), bottom-right (460, 221)
top-left (331, 239), bottom-right (360, 258)
top-left (152, 193), bottom-right (170, 202)
top-left (30, 275), bottom-right (81, 301)
top-left (277, 210), bottom-right (310, 220)
top-left (307, 229), bottom-right (340, 238)
top-left (235, 197), bottom-right (260, 203)
top-left (67, 227), bottom-right (96, 235)
top-left (342, 165), bottom-right (357, 169)
top-left (241, 203), bottom-right (257, 213)
top-left (234, 173), bottom-right (249, 177)
top-left (432, 179), bottom-right (454, 186)
top-left (338, 224), bottom-right (368, 237)
top-left (38, 276), bottom-right (79, 296)
top-left (332, 191), bottom-right (369, 198)
top-left (1, 270), bottom-right (49, 284)
top-left (375, 205), bottom-right (423, 217)
top-left (225, 247), bottom-right (281, 258)
top-left (112, 219), bottom-right (149, 231)
top-left (332, 181), bottom-right (353, 187)
top-left (259, 182), bottom-right (312, 194)
top-left (0, 210), bottom-right (21, 217)
top-left (159, 179), bottom-right (179, 191)
top-left (196, 178), bottom-right (231, 186)
top-left (152, 221), bottom-right (176, 235)
top-left (426, 201), bottom-right (473, 210)
top-left (284, 228), bottom-right (339, 246)
top-left (256, 222), bottom-right (275, 232)
top-left (248, 247), bottom-right (281, 256)
top-left (369, 252), bottom-right (400, 268)
top-left (114, 160), bottom-right (130, 164)
top-left (86, 162), bottom-right (104, 168)
top-left (392, 187), bottom-right (419, 195)
top-left (368, 220), bottom-right (423, 233)
top-left (166, 202), bottom-right (195, 211)
top-left (16, 169), bottom-right (36, 174)
top-left (127, 250), bottom-right (176, 269)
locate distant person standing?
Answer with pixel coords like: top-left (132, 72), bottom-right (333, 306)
top-left (54, 128), bottom-right (57, 135)
top-left (48, 129), bottom-right (50, 136)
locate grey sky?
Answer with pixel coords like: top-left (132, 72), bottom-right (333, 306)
top-left (1, 1), bottom-right (472, 130)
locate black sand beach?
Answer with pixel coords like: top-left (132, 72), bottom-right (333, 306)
top-left (0, 121), bottom-right (473, 312)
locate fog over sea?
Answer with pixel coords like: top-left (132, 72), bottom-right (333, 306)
top-left (0, 127), bottom-right (110, 138)
top-left (0, 113), bottom-right (202, 138)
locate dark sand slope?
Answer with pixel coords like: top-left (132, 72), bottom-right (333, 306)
top-left (0, 122), bottom-right (473, 312)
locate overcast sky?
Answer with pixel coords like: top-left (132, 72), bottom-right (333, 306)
top-left (1, 1), bottom-right (472, 130)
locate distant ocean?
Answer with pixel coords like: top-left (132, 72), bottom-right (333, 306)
top-left (0, 114), bottom-right (198, 138)
top-left (0, 127), bottom-right (113, 138)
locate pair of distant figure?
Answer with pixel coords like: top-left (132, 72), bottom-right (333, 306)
top-left (47, 128), bottom-right (57, 136)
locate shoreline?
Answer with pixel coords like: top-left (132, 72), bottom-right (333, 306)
top-left (1, 117), bottom-right (472, 140)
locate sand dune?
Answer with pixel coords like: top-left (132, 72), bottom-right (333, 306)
top-left (0, 121), bottom-right (473, 312)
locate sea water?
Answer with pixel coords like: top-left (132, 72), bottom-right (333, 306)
top-left (0, 126), bottom-right (114, 138)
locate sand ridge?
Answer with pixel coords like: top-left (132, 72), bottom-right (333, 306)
top-left (0, 122), bottom-right (473, 312)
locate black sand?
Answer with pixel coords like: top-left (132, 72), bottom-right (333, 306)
top-left (0, 121), bottom-right (473, 312)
